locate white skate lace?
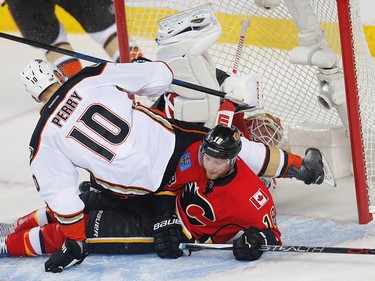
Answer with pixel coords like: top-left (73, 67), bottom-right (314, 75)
top-left (0, 236), bottom-right (8, 255)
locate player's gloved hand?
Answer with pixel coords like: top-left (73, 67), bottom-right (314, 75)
top-left (233, 227), bottom-right (277, 261)
top-left (285, 147), bottom-right (324, 185)
top-left (300, 148), bottom-right (324, 185)
top-left (153, 213), bottom-right (184, 259)
top-left (45, 239), bottom-right (88, 273)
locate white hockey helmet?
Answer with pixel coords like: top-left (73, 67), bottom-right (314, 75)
top-left (156, 3), bottom-right (219, 45)
top-left (245, 113), bottom-right (284, 147)
top-left (20, 59), bottom-right (66, 103)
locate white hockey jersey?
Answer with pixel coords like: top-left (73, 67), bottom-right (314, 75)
top-left (29, 62), bottom-right (174, 234)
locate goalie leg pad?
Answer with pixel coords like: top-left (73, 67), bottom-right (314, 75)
top-left (173, 96), bottom-right (210, 122)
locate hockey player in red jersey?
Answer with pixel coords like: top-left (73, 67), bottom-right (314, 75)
top-left (0, 125), bottom-right (325, 267)
top-left (154, 124), bottom-right (324, 259)
top-left (20, 58), bottom-right (210, 272)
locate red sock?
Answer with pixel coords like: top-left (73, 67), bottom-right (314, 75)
top-left (58, 59), bottom-right (83, 78)
top-left (7, 224), bottom-right (66, 256)
top-left (15, 207), bottom-right (55, 232)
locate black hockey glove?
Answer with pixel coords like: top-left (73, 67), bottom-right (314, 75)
top-left (233, 227), bottom-right (277, 261)
top-left (286, 147), bottom-right (324, 185)
top-left (300, 147), bottom-right (324, 185)
top-left (131, 56), bottom-right (152, 63)
top-left (153, 213), bottom-right (184, 259)
top-left (45, 239), bottom-right (88, 273)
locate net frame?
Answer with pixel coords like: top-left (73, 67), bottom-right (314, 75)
top-left (114, 0), bottom-right (375, 223)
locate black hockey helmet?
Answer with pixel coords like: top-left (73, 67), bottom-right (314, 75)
top-left (200, 124), bottom-right (242, 160)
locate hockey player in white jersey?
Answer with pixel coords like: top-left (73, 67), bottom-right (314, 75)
top-left (20, 58), bottom-right (209, 272)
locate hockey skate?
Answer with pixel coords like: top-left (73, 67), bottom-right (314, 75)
top-left (0, 223), bottom-right (14, 237)
top-left (0, 236), bottom-right (9, 257)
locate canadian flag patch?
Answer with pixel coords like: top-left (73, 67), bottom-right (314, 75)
top-left (250, 189), bottom-right (269, 210)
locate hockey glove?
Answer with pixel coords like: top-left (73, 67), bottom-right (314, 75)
top-left (285, 147), bottom-right (324, 185)
top-left (233, 227), bottom-right (277, 261)
top-left (222, 74), bottom-right (263, 110)
top-left (153, 213), bottom-right (184, 259)
top-left (300, 148), bottom-right (324, 185)
top-left (45, 239), bottom-right (88, 273)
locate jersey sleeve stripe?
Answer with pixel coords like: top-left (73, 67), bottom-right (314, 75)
top-left (279, 150), bottom-right (290, 177)
top-left (94, 177), bottom-right (154, 195)
top-left (133, 104), bottom-right (174, 133)
top-left (258, 145), bottom-right (270, 176)
top-left (262, 146), bottom-right (282, 177)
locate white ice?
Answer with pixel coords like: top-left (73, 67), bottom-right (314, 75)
top-left (0, 33), bottom-right (375, 281)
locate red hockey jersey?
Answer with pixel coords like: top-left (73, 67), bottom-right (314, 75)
top-left (165, 141), bottom-right (281, 244)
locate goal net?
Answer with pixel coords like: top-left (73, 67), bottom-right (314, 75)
top-left (115, 0), bottom-right (375, 223)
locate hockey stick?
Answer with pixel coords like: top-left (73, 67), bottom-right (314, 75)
top-left (179, 243), bottom-right (375, 255)
top-left (214, 19), bottom-right (252, 126)
top-left (0, 32), bottom-right (108, 64)
top-left (232, 18), bottom-right (251, 75)
top-left (0, 32), bottom-right (232, 100)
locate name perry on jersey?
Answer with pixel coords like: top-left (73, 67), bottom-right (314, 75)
top-left (51, 91), bottom-right (83, 128)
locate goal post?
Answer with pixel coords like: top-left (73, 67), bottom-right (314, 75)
top-left (113, 0), bottom-right (131, 62)
top-left (336, 0), bottom-right (372, 224)
top-left (115, 0), bottom-right (375, 224)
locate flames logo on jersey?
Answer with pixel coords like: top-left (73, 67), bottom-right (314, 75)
top-left (180, 182), bottom-right (215, 226)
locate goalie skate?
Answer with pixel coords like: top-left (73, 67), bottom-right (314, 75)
top-left (0, 236), bottom-right (8, 257)
top-left (0, 223), bottom-right (14, 237)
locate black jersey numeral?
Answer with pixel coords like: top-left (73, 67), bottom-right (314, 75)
top-left (263, 206), bottom-right (277, 228)
top-left (68, 104), bottom-right (130, 162)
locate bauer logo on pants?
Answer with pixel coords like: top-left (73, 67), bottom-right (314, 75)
top-left (249, 189), bottom-right (269, 210)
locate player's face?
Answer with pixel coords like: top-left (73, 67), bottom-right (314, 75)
top-left (202, 154), bottom-right (231, 180)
